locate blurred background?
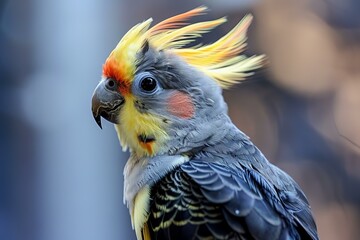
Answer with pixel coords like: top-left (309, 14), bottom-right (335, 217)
top-left (1, 0), bottom-right (360, 239)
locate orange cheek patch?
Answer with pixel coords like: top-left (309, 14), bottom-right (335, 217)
top-left (167, 91), bottom-right (195, 119)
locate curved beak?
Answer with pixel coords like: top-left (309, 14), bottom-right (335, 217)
top-left (91, 79), bottom-right (124, 129)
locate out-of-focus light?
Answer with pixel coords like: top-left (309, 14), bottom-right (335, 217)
top-left (207, 0), bottom-right (260, 10)
top-left (334, 78), bottom-right (360, 155)
top-left (316, 203), bottom-right (360, 240)
top-left (20, 73), bottom-right (74, 132)
top-left (255, 0), bottom-right (338, 96)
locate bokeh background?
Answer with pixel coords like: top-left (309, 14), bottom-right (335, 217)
top-left (1, 0), bottom-right (360, 239)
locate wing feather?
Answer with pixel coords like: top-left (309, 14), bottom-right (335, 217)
top-left (147, 157), bottom-right (318, 240)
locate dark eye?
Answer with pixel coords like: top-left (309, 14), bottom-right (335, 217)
top-left (105, 78), bottom-right (117, 91)
top-left (140, 77), bottom-right (157, 92)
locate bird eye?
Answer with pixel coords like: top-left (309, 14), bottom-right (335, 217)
top-left (105, 78), bottom-right (117, 91)
top-left (140, 77), bottom-right (157, 93)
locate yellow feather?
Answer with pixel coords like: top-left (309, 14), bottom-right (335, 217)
top-left (185, 14), bottom-right (253, 56)
top-left (106, 19), bottom-right (153, 81)
top-left (132, 186), bottom-right (151, 240)
top-left (150, 18), bottom-right (226, 50)
top-left (115, 95), bottom-right (168, 157)
top-left (149, 6), bottom-right (208, 35)
top-left (106, 8), bottom-right (265, 89)
top-left (200, 55), bottom-right (266, 88)
top-left (172, 15), bottom-right (251, 65)
top-left (142, 223), bottom-right (151, 240)
top-left (170, 14), bottom-right (265, 87)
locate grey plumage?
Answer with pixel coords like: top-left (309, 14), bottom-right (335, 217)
top-left (92, 11), bottom-right (319, 239)
top-left (130, 48), bottom-right (318, 239)
top-left (148, 123), bottom-right (318, 240)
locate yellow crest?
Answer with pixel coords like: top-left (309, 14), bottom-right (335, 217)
top-left (103, 6), bottom-right (265, 88)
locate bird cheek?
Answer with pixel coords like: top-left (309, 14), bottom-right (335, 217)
top-left (166, 91), bottom-right (195, 119)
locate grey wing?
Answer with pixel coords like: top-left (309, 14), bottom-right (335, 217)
top-left (148, 159), bottom-right (318, 239)
top-left (148, 165), bottom-right (243, 240)
top-left (182, 160), bottom-right (289, 240)
top-left (182, 159), bottom-right (318, 240)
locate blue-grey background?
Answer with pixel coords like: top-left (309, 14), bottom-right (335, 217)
top-left (1, 0), bottom-right (360, 239)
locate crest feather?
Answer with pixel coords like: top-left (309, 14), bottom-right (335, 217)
top-left (149, 6), bottom-right (208, 35)
top-left (104, 7), bottom-right (265, 88)
top-left (103, 19), bottom-right (153, 82)
top-left (149, 18), bottom-right (227, 50)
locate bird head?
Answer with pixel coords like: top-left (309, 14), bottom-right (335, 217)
top-left (92, 7), bottom-right (265, 157)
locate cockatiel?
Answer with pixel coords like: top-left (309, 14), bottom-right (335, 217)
top-left (91, 7), bottom-right (318, 240)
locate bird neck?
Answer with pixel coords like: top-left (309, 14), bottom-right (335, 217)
top-left (163, 112), bottom-right (246, 157)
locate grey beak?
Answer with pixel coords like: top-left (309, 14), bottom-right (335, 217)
top-left (91, 79), bottom-right (124, 129)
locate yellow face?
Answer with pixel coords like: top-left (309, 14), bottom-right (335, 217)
top-left (101, 20), bottom-right (167, 157)
top-left (114, 95), bottom-right (168, 157)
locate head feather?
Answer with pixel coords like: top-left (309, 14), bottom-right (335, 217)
top-left (103, 6), bottom-right (265, 88)
top-left (103, 19), bottom-right (153, 84)
top-left (149, 6), bottom-right (208, 35)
